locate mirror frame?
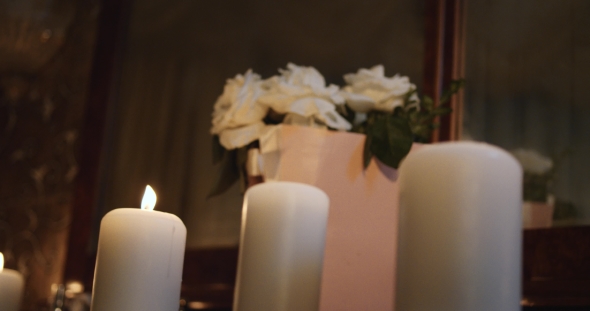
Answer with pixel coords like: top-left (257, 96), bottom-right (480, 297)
top-left (62, 0), bottom-right (133, 289)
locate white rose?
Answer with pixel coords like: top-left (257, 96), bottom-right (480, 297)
top-left (218, 122), bottom-right (267, 150)
top-left (341, 65), bottom-right (419, 113)
top-left (510, 148), bottom-right (553, 175)
top-left (211, 70), bottom-right (269, 134)
top-left (211, 70), bottom-right (269, 149)
top-left (258, 63), bottom-right (351, 131)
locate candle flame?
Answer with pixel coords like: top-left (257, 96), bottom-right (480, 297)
top-left (141, 185), bottom-right (157, 211)
top-left (0, 252), bottom-right (4, 272)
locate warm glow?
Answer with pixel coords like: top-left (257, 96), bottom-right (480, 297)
top-left (65, 281), bottom-right (85, 298)
top-left (189, 301), bottom-right (209, 309)
top-left (141, 185), bottom-right (157, 211)
top-left (0, 252), bottom-right (4, 272)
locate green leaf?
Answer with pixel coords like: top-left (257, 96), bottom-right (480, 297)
top-left (422, 95), bottom-right (435, 110)
top-left (212, 136), bottom-right (226, 165)
top-left (411, 124), bottom-right (431, 143)
top-left (420, 114), bottom-right (436, 123)
top-left (439, 79), bottom-right (465, 104)
top-left (207, 149), bottom-right (239, 198)
top-left (431, 106), bottom-right (453, 116)
top-left (392, 106), bottom-right (406, 117)
top-left (403, 89), bottom-right (418, 107)
top-left (340, 104), bottom-right (357, 125)
top-left (369, 114), bottom-right (413, 169)
top-left (408, 111), bottom-right (418, 123)
top-left (352, 121), bottom-right (367, 134)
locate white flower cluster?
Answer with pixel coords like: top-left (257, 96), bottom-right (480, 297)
top-left (211, 63), bottom-right (418, 149)
top-left (510, 148), bottom-right (553, 175)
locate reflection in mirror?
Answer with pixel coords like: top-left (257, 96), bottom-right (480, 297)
top-left (462, 0), bottom-right (590, 227)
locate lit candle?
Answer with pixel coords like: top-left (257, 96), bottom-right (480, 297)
top-left (233, 182), bottom-right (329, 311)
top-left (0, 252), bottom-right (24, 311)
top-left (91, 185), bottom-right (187, 311)
top-left (396, 142), bottom-right (522, 311)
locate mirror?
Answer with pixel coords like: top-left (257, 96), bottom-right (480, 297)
top-left (462, 0), bottom-right (590, 227)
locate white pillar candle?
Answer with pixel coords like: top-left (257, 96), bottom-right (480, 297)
top-left (396, 142), bottom-right (522, 311)
top-left (91, 186), bottom-right (187, 311)
top-left (233, 181), bottom-right (329, 311)
top-left (0, 253), bottom-right (24, 311)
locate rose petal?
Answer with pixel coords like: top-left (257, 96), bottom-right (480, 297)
top-left (287, 97), bottom-right (317, 117)
top-left (218, 122), bottom-right (265, 150)
top-left (283, 113), bottom-right (327, 129)
top-left (318, 109), bottom-right (352, 131)
top-left (211, 70), bottom-right (268, 134)
top-left (341, 92), bottom-right (376, 113)
top-left (374, 97), bottom-right (404, 112)
top-left (283, 63), bottom-right (326, 89)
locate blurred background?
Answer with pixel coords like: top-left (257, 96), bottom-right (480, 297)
top-left (0, 0), bottom-right (589, 310)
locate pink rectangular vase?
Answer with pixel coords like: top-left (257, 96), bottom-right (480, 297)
top-left (259, 125), bottom-right (420, 311)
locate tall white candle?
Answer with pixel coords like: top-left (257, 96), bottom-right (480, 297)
top-left (396, 142), bottom-right (522, 311)
top-left (233, 181), bottom-right (329, 311)
top-left (91, 186), bottom-right (187, 311)
top-left (0, 253), bottom-right (24, 311)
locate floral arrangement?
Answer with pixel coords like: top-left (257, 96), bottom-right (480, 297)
top-left (510, 148), bottom-right (553, 202)
top-left (510, 148), bottom-right (581, 220)
top-left (210, 63), bottom-right (463, 196)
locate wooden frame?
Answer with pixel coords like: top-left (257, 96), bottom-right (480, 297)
top-left (63, 0), bottom-right (133, 287)
top-left (423, 0), bottom-right (465, 142)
